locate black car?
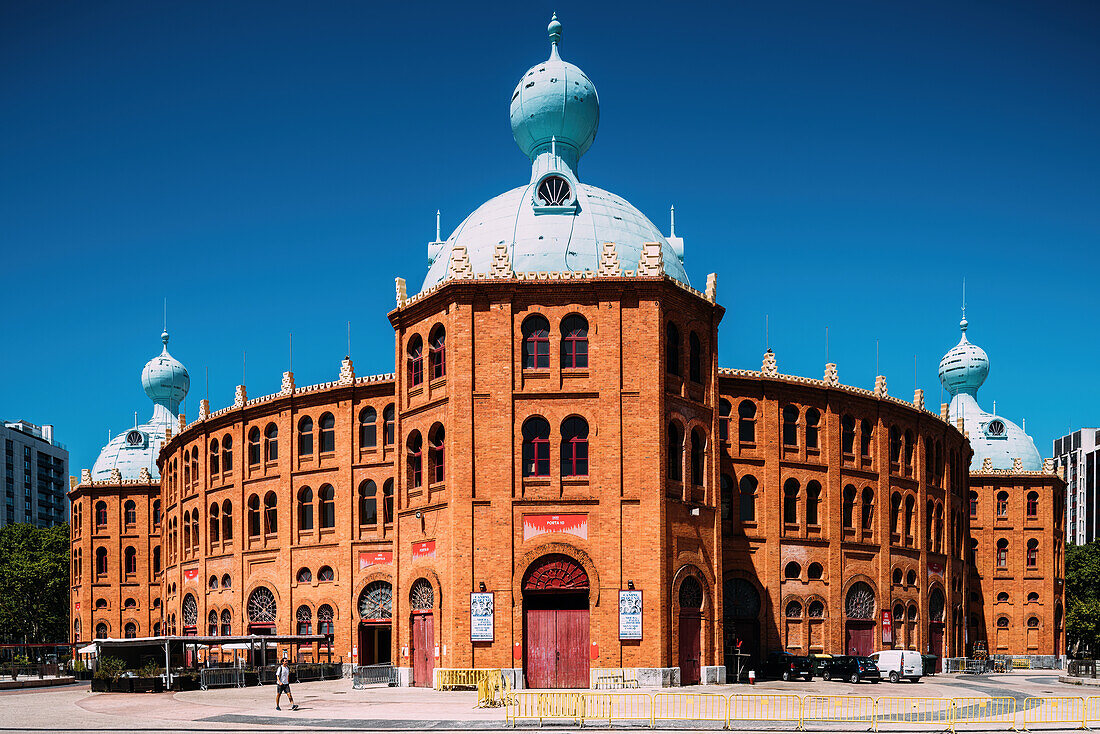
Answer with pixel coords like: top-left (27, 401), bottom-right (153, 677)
top-left (820, 655), bottom-right (881, 683)
top-left (763, 651), bottom-right (815, 681)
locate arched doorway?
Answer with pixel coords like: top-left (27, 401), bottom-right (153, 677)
top-left (722, 578), bottom-right (761, 681)
top-left (247, 587), bottom-right (277, 635)
top-left (928, 589), bottom-right (945, 671)
top-left (409, 579), bottom-right (435, 687)
top-left (523, 554), bottom-right (589, 689)
top-left (357, 581), bottom-right (393, 666)
top-left (844, 582), bottom-right (876, 655)
top-left (678, 576), bottom-right (703, 685)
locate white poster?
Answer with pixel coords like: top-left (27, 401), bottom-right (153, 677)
top-left (619, 590), bottom-right (643, 640)
top-left (471, 592), bottom-right (494, 642)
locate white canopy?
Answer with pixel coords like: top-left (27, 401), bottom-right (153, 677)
top-left (219, 642), bottom-right (278, 650)
top-left (77, 643), bottom-right (97, 655)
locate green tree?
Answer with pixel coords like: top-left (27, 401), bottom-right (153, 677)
top-left (0, 523), bottom-right (70, 644)
top-left (1065, 540), bottom-right (1100, 657)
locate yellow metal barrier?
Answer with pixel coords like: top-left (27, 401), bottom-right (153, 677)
top-left (506, 691), bottom-right (586, 727)
top-left (803, 695), bottom-right (876, 727)
top-left (951, 697), bottom-right (1016, 729)
top-left (584, 692), bottom-right (653, 726)
top-left (435, 667), bottom-right (501, 691)
top-left (1084, 697), bottom-right (1100, 727)
top-left (1012, 659), bottom-right (1032, 670)
top-left (1021, 696), bottom-right (1085, 730)
top-left (874, 697), bottom-right (952, 730)
top-left (653, 692), bottom-right (727, 726)
top-left (728, 694), bottom-right (802, 726)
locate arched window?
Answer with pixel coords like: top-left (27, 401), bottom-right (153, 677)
top-left (264, 491), bottom-right (277, 534)
top-left (95, 501), bottom-right (107, 528)
top-left (893, 567), bottom-right (903, 585)
top-left (690, 428), bottom-right (705, 486)
top-left (969, 490), bottom-right (978, 517)
top-left (318, 566), bottom-right (334, 582)
top-left (191, 512), bottom-right (199, 550)
top-left (123, 500), bottom-right (136, 526)
top-left (319, 484), bottom-right (335, 528)
top-left (805, 408), bottom-right (821, 449)
top-left (319, 413), bottom-right (335, 453)
top-left (739, 475), bottom-right (757, 522)
top-left (782, 405), bottom-right (799, 447)
top-left (222, 434), bottom-right (233, 472)
top-left (221, 574), bottom-right (231, 588)
top-left (152, 546), bottom-right (161, 575)
top-left (359, 407), bottom-right (377, 449)
top-left (720, 474), bottom-right (733, 532)
top-left (809, 600), bottom-right (825, 618)
top-left (209, 438), bottom-right (220, 474)
top-left (207, 610), bottom-right (218, 635)
top-left (843, 485), bottom-right (856, 528)
top-left (718, 399), bottom-right (732, 442)
top-left (783, 479), bottom-right (800, 524)
top-left (667, 422), bottom-right (683, 481)
top-left (890, 492), bottom-right (902, 534)
top-left (264, 423), bottom-right (278, 462)
top-left (1027, 539), bottom-right (1038, 567)
top-left (247, 495), bottom-right (260, 537)
top-left (296, 605), bottom-right (313, 635)
top-left (359, 480), bottom-right (377, 525)
top-left (689, 331), bottom-right (703, 383)
top-left (808, 562), bottom-right (823, 580)
top-left (318, 604), bottom-right (334, 638)
top-left (806, 481), bottom-right (821, 526)
top-left (1027, 616), bottom-right (1039, 628)
top-left (562, 417), bottom-right (590, 477)
top-left (428, 325), bottom-right (446, 379)
top-left (996, 592), bottom-right (1009, 603)
top-left (209, 502), bottom-right (220, 543)
top-left (297, 487), bottom-right (314, 531)
top-left (784, 562), bottom-right (801, 579)
top-left (934, 503), bottom-right (945, 553)
top-left (889, 426), bottom-right (901, 465)
top-left (1027, 592), bottom-right (1039, 603)
top-left (560, 315), bottom-right (588, 369)
top-left (220, 609), bottom-right (232, 636)
top-left (222, 499), bottom-right (232, 541)
top-left (298, 416), bottom-right (314, 456)
top-left (860, 419), bottom-right (873, 458)
top-left (845, 582), bottom-right (875, 620)
top-left (522, 315), bottom-right (550, 369)
top-left (997, 538), bottom-right (1008, 567)
top-left (407, 334), bottom-right (424, 386)
top-left (124, 622), bottom-right (137, 639)
top-left (904, 494), bottom-right (915, 538)
top-left (1027, 491), bottom-right (1039, 518)
top-left (248, 427), bottom-right (261, 465)
top-left (124, 546), bottom-right (137, 576)
top-left (428, 425), bottom-right (445, 484)
top-left (997, 616), bottom-right (1009, 629)
top-left (191, 448), bottom-right (198, 487)
top-left (906, 569), bottom-right (917, 586)
top-left (996, 491), bottom-right (1009, 517)
top-left (738, 401), bottom-right (757, 443)
top-left (297, 568), bottom-right (312, 583)
top-left (665, 323), bottom-right (681, 376)
top-left (183, 451), bottom-right (191, 488)
top-left (95, 623), bottom-right (108, 639)
top-left (904, 429), bottom-right (915, 468)
top-left (209, 575), bottom-right (218, 590)
top-left (383, 479), bottom-right (394, 523)
top-left (970, 538), bottom-right (978, 564)
top-left (407, 432), bottom-right (423, 489)
top-left (522, 417), bottom-right (551, 477)
top-left (183, 510), bottom-right (191, 551)
top-left (785, 600), bottom-right (803, 619)
top-left (383, 405), bottom-right (395, 446)
top-left (841, 415), bottom-right (855, 454)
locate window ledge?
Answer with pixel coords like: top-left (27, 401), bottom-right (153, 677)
top-left (562, 477), bottom-right (590, 485)
top-left (561, 369), bottom-right (588, 378)
top-left (522, 369), bottom-right (551, 378)
top-left (429, 377), bottom-right (447, 388)
top-left (408, 385), bottom-right (424, 397)
top-left (522, 477), bottom-right (551, 486)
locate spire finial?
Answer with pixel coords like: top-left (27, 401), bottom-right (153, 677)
top-left (548, 12), bottom-right (562, 47)
top-left (670, 205), bottom-right (676, 237)
top-left (435, 210), bottom-right (441, 241)
top-left (960, 278), bottom-right (968, 332)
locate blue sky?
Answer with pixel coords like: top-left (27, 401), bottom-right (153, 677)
top-left (2, 1), bottom-right (1097, 475)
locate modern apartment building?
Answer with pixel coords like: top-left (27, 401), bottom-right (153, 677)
top-left (1054, 429), bottom-right (1100, 545)
top-left (2, 420), bottom-right (69, 527)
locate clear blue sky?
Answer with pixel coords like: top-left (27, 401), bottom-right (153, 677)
top-left (2, 1), bottom-right (1097, 476)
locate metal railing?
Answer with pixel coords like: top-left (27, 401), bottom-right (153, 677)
top-left (1068, 660), bottom-right (1098, 678)
top-left (199, 667), bottom-right (244, 690)
top-left (592, 667), bottom-right (640, 689)
top-left (434, 668), bottom-right (500, 690)
top-left (874, 697), bottom-right (952, 729)
top-left (352, 664), bottom-right (395, 688)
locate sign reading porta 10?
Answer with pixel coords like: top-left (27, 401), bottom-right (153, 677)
top-left (881, 609), bottom-right (893, 645)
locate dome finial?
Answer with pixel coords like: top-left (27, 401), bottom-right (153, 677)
top-left (960, 277), bottom-right (967, 333)
top-left (548, 13), bottom-right (562, 50)
top-left (161, 329), bottom-right (170, 349)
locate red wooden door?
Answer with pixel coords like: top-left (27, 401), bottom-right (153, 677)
top-left (556, 608), bottom-right (590, 689)
top-left (929, 624), bottom-right (944, 672)
top-left (679, 613), bottom-right (702, 685)
top-left (525, 608), bottom-right (557, 688)
top-left (846, 622), bottom-right (874, 656)
top-left (412, 613), bottom-right (434, 687)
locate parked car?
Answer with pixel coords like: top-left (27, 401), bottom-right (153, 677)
top-left (870, 649), bottom-right (923, 682)
top-left (811, 654), bottom-right (834, 678)
top-left (921, 654), bottom-right (938, 675)
top-left (763, 651), bottom-right (815, 681)
top-left (820, 655), bottom-right (880, 683)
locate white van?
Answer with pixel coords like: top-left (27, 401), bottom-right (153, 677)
top-left (870, 650), bottom-right (923, 682)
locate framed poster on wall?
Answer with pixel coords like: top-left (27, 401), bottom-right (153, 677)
top-left (471, 592), bottom-right (494, 642)
top-left (619, 589), bottom-right (643, 640)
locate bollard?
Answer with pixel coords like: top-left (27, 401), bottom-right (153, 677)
top-left (749, 670), bottom-right (756, 685)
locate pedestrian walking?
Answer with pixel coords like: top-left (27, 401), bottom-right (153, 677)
top-left (275, 657), bottom-right (298, 711)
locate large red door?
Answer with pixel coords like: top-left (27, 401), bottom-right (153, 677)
top-left (525, 608), bottom-right (557, 688)
top-left (846, 622), bottom-right (874, 656)
top-left (679, 613), bottom-right (702, 685)
top-left (411, 613), bottom-right (434, 687)
top-left (929, 623), bottom-right (944, 672)
top-left (556, 608), bottom-right (590, 689)
top-left (522, 555), bottom-right (591, 689)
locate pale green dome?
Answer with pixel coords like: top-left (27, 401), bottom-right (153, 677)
top-left (141, 330), bottom-right (189, 414)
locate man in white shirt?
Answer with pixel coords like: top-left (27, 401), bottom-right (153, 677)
top-left (275, 657), bottom-right (298, 711)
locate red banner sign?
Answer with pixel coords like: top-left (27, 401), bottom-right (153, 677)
top-left (183, 568), bottom-right (198, 580)
top-left (359, 551), bottom-right (393, 569)
top-left (412, 540), bottom-right (436, 559)
top-left (882, 609), bottom-right (894, 645)
top-left (928, 561), bottom-right (944, 576)
top-left (523, 514), bottom-right (588, 541)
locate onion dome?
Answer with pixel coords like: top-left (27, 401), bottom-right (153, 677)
top-left (938, 316), bottom-right (989, 396)
top-left (142, 330), bottom-right (190, 414)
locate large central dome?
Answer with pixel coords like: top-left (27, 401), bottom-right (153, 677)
top-left (419, 15), bottom-right (689, 294)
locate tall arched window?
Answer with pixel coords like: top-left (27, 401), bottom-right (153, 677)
top-left (247, 495), bottom-right (261, 537)
top-left (562, 417), bottom-right (589, 477)
top-left (264, 423), bottom-right (278, 462)
top-left (522, 417), bottom-right (551, 477)
top-left (124, 546), bottom-right (137, 576)
top-left (690, 428), bottom-right (705, 486)
top-left (297, 487), bottom-right (314, 531)
top-left (904, 494), bottom-right (916, 538)
top-left (522, 315), bottom-right (550, 369)
top-left (95, 622), bottom-right (108, 639)
top-left (718, 399), bottom-right (732, 441)
top-left (190, 448), bottom-right (198, 486)
top-left (319, 484), bottom-right (335, 529)
top-left (220, 609), bottom-right (232, 636)
top-left (428, 325), bottom-right (446, 379)
top-left (861, 487), bottom-right (874, 529)
top-left (359, 480), bottom-right (377, 526)
top-left (904, 429), bottom-right (915, 468)
top-left (382, 479), bottom-right (394, 523)
top-left (1027, 539), bottom-right (1038, 567)
top-left (667, 422), bottom-right (683, 481)
top-left (689, 331), bottom-right (703, 383)
top-left (665, 323), bottom-right (681, 376)
top-left (805, 408), bottom-right (820, 450)
top-left (996, 491), bottom-right (1008, 517)
top-left (359, 407), bottom-right (377, 449)
top-left (970, 490), bottom-right (978, 517)
top-left (248, 427), bottom-right (261, 465)
top-left (407, 334), bottom-right (424, 386)
top-left (296, 605), bottom-right (313, 635)
top-left (890, 492), bottom-right (902, 534)
top-left (319, 413), bottom-right (335, 453)
top-left (889, 426), bottom-right (902, 465)
top-left (222, 434), bottom-right (233, 472)
top-left (843, 485), bottom-right (856, 528)
top-left (209, 502), bottom-right (220, 543)
top-left (560, 315), bottom-right (588, 369)
top-left (318, 604), bottom-right (334, 639)
top-left (783, 479), bottom-right (799, 524)
top-left (739, 475), bottom-right (757, 522)
top-left (95, 546), bottom-right (108, 577)
top-left (183, 510), bottom-right (191, 551)
top-left (152, 546), bottom-right (161, 575)
top-left (720, 474), bottom-right (733, 533)
top-left (806, 481), bottom-right (821, 525)
top-left (123, 500), bottom-right (136, 526)
top-left (95, 501), bottom-right (107, 528)
top-left (407, 432), bottom-right (423, 489)
top-left (209, 438), bottom-right (220, 474)
top-left (1027, 491), bottom-right (1039, 518)
top-left (298, 416), bottom-right (314, 456)
top-left (782, 405), bottom-right (799, 447)
top-left (222, 499), bottom-right (233, 541)
top-left (383, 405), bottom-right (395, 446)
top-left (860, 419), bottom-right (873, 458)
top-left (264, 492), bottom-right (277, 535)
top-left (841, 415), bottom-right (855, 454)
top-left (208, 610), bottom-right (219, 636)
top-left (738, 401), bottom-right (757, 443)
top-left (996, 538), bottom-right (1008, 567)
top-left (428, 424), bottom-right (445, 484)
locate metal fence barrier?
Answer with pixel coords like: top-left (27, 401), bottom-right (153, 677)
top-left (592, 667), bottom-right (640, 689)
top-left (951, 697), bottom-right (1016, 729)
top-left (199, 667), bottom-right (244, 690)
top-left (1069, 660), bottom-right (1098, 678)
top-left (434, 668), bottom-right (501, 691)
top-left (1084, 696), bottom-right (1100, 728)
top-left (874, 697), bottom-right (952, 729)
top-left (803, 694), bottom-right (876, 727)
top-left (352, 664), bottom-right (395, 688)
top-left (728, 693), bottom-right (802, 727)
top-left (584, 692), bottom-right (653, 726)
top-left (506, 692), bottom-right (585, 727)
top-left (652, 692), bottom-right (726, 726)
top-left (1022, 696), bottom-right (1086, 730)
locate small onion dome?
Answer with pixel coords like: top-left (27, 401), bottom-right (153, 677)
top-left (938, 317), bottom-right (989, 396)
top-left (141, 330), bottom-right (190, 413)
top-left (510, 14), bottom-right (599, 170)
